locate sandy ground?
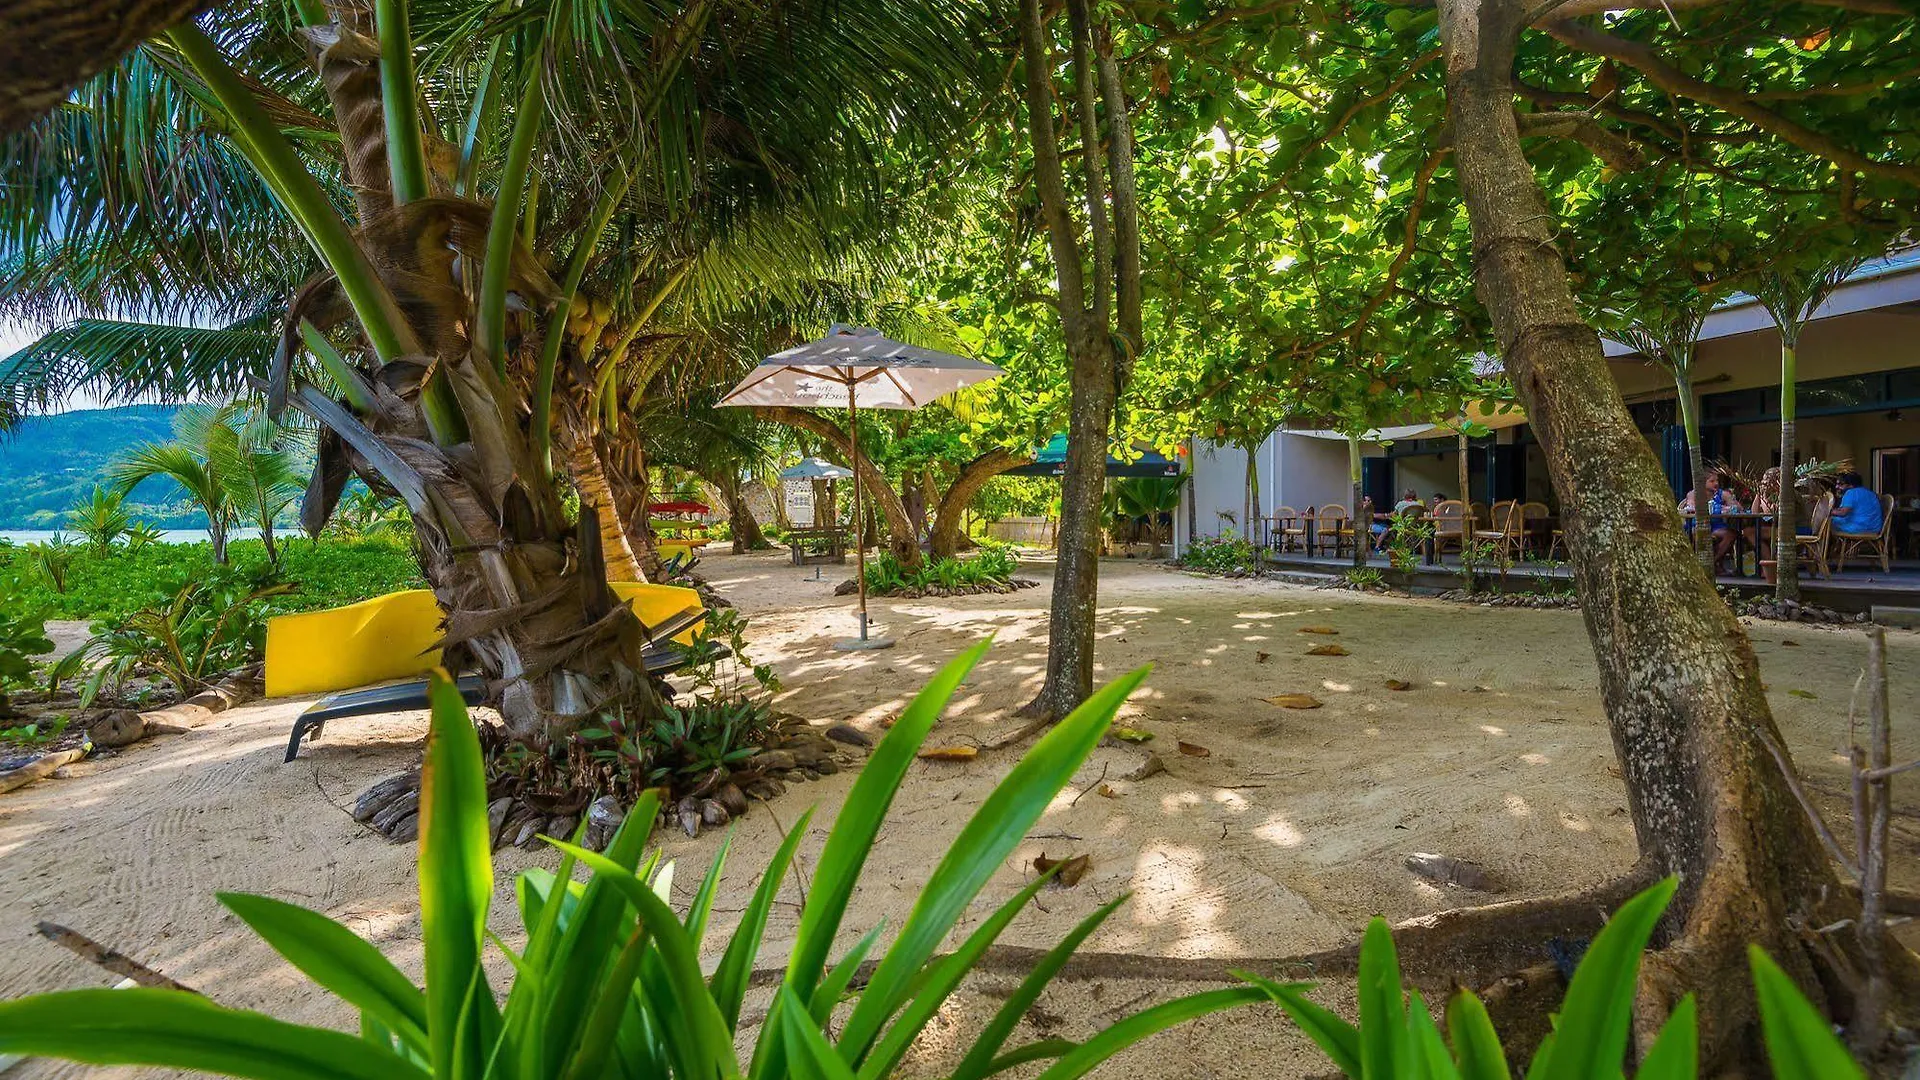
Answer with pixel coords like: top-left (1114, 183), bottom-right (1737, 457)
top-left (3, 552), bottom-right (1917, 1078)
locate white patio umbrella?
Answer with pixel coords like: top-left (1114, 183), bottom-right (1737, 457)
top-left (719, 325), bottom-right (1002, 648)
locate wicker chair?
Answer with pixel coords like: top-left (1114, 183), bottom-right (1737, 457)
top-left (1269, 505), bottom-right (1307, 553)
top-left (1519, 501), bottom-right (1551, 556)
top-left (1316, 503), bottom-right (1356, 558)
top-left (1792, 492), bottom-right (1835, 579)
top-left (1473, 500), bottom-right (1524, 563)
top-left (1430, 500), bottom-right (1469, 560)
top-left (1834, 493), bottom-right (1895, 573)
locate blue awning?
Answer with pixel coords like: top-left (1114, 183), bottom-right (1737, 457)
top-left (1004, 435), bottom-right (1183, 478)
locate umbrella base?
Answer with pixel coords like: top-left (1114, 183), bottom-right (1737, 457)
top-left (833, 635), bottom-right (896, 652)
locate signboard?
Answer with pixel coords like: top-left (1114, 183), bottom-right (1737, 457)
top-left (784, 483), bottom-right (814, 526)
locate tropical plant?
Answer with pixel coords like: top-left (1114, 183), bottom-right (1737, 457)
top-left (328, 486), bottom-right (413, 542)
top-left (123, 521), bottom-right (166, 552)
top-left (862, 549), bottom-right (1021, 596)
top-left (211, 406), bottom-right (304, 568)
top-left (1383, 513), bottom-right (1434, 573)
top-left (1256, 876), bottom-right (1868, 1080)
top-left (52, 565), bottom-right (292, 706)
top-left (0, 571), bottom-right (53, 720)
top-left (66, 484), bottom-right (131, 553)
top-left (1113, 475), bottom-right (1183, 559)
top-left (1179, 535), bottom-right (1259, 576)
top-left (25, 534), bottom-right (78, 593)
top-left (0, 643), bottom-right (1268, 1078)
top-left (109, 403), bottom-right (297, 565)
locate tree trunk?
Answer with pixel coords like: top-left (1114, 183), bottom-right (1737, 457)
top-left (566, 432), bottom-right (642, 581)
top-left (210, 518), bottom-right (228, 565)
top-left (1675, 379), bottom-right (1712, 570)
top-left (260, 518), bottom-right (278, 568)
top-left (754, 405), bottom-right (922, 569)
top-left (929, 449), bottom-right (1026, 559)
top-left (1775, 338), bottom-right (1800, 600)
top-left (1023, 327), bottom-right (1120, 719)
top-left (0, 0), bottom-right (211, 135)
top-left (1348, 434), bottom-right (1366, 568)
top-left (702, 468), bottom-right (769, 554)
top-left (1457, 428), bottom-right (1474, 574)
top-left (601, 440), bottom-right (667, 582)
top-left (1435, 0), bottom-right (1909, 1064)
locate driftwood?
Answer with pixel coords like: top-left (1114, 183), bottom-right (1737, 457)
top-left (83, 670), bottom-right (262, 750)
top-left (0, 747), bottom-right (88, 795)
top-left (33, 921), bottom-right (198, 993)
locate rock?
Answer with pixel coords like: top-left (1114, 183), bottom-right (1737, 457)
top-left (486, 797), bottom-right (514, 846)
top-left (744, 779), bottom-right (782, 801)
top-left (514, 815), bottom-right (548, 848)
top-left (746, 749), bottom-right (797, 773)
top-left (798, 768), bottom-right (820, 781)
top-left (718, 783), bottom-right (750, 817)
top-left (1404, 852), bottom-right (1502, 893)
top-left (834, 579), bottom-right (858, 596)
top-left (546, 814), bottom-right (577, 843)
top-left (812, 757), bottom-right (841, 776)
top-left (824, 723), bottom-right (872, 748)
top-left (387, 811), bottom-right (421, 843)
top-left (700, 799), bottom-right (731, 828)
top-left (499, 805), bottom-right (542, 849)
top-left (371, 791), bottom-right (421, 834)
top-left (582, 794), bottom-right (624, 851)
top-left (354, 773), bottom-right (419, 822)
top-left (677, 796), bottom-right (703, 838)
top-left (786, 743), bottom-right (835, 767)
top-left (1123, 753), bottom-right (1167, 782)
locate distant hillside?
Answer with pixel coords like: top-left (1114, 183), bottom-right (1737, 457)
top-left (0, 404), bottom-right (207, 528)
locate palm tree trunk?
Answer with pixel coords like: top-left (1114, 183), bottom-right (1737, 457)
top-left (261, 518), bottom-right (278, 568)
top-left (1436, 0), bottom-right (1911, 1060)
top-left (0, 0), bottom-right (211, 135)
top-left (567, 434), bottom-right (642, 581)
top-left (1676, 381), bottom-right (1712, 570)
top-left (210, 518), bottom-right (228, 565)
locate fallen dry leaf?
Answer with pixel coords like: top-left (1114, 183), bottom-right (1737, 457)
top-left (1606, 764), bottom-right (1623, 778)
top-left (1787, 688), bottom-right (1817, 700)
top-left (1177, 740), bottom-right (1211, 757)
top-left (918, 745), bottom-right (978, 762)
top-left (1111, 726), bottom-right (1155, 744)
top-left (1781, 639), bottom-right (1801, 647)
top-left (1255, 651), bottom-right (1271, 664)
top-left (1306, 644), bottom-right (1350, 656)
top-left (1384, 679), bottom-right (1412, 691)
top-left (1264, 693), bottom-right (1324, 709)
top-left (1297, 626), bottom-right (1340, 635)
top-left (1034, 853), bottom-right (1092, 887)
top-left (1124, 752), bottom-right (1167, 781)
top-left (1096, 783), bottom-right (1118, 798)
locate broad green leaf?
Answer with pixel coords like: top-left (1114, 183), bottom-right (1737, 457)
top-left (1446, 990), bottom-right (1512, 1080)
top-left (1533, 876), bottom-right (1677, 1080)
top-left (1407, 990), bottom-right (1462, 1080)
top-left (951, 895), bottom-right (1130, 1080)
top-left (419, 669), bottom-right (498, 1077)
top-left (975, 1038), bottom-right (1077, 1078)
top-left (784, 640), bottom-right (991, 1000)
top-left (712, 806), bottom-right (815, 1031)
top-left (1031, 986), bottom-right (1268, 1079)
top-left (1750, 947), bottom-right (1865, 1080)
top-left (685, 828), bottom-right (735, 948)
top-left (1243, 972), bottom-right (1360, 1077)
top-left (551, 839), bottom-right (741, 1079)
top-left (1636, 994), bottom-right (1697, 1080)
top-left (560, 923), bottom-right (655, 1080)
top-left (0, 988), bottom-right (427, 1080)
top-left (856, 868), bottom-right (1057, 1079)
top-left (778, 987), bottom-right (859, 1080)
top-left (218, 891), bottom-right (428, 1055)
top-left (811, 923), bottom-right (887, 1025)
top-left (1358, 916), bottom-right (1408, 1078)
top-left (837, 663), bottom-right (1153, 1065)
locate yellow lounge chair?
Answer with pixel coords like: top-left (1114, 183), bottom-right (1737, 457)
top-left (265, 581), bottom-right (704, 699)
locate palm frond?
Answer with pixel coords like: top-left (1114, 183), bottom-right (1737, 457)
top-left (0, 310), bottom-right (279, 424)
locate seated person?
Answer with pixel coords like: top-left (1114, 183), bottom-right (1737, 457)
top-left (1375, 489), bottom-right (1424, 550)
top-left (1429, 492), bottom-right (1447, 511)
top-left (1832, 471), bottom-right (1884, 536)
top-left (1679, 471), bottom-right (1743, 572)
top-left (1393, 488), bottom-right (1424, 514)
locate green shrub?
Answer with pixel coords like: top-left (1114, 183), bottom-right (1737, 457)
top-left (1254, 875), bottom-right (1868, 1079)
top-left (864, 548), bottom-right (1021, 594)
top-left (0, 644), bottom-right (1268, 1078)
top-left (0, 570), bottom-right (53, 697)
top-left (1179, 534), bottom-right (1259, 575)
top-left (0, 536), bottom-right (424, 621)
top-left (66, 484), bottom-right (132, 553)
top-left (52, 564), bottom-right (295, 706)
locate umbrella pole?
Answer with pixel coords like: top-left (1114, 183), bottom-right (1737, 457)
top-left (849, 380), bottom-right (868, 640)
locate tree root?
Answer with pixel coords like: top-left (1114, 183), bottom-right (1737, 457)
top-left (745, 870), bottom-right (1654, 991)
top-left (0, 746), bottom-right (89, 795)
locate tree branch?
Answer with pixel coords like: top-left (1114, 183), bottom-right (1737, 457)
top-left (1095, 23), bottom-right (1144, 361)
top-left (1065, 0), bottom-right (1114, 332)
top-left (1547, 19), bottom-right (1920, 187)
top-left (1015, 0), bottom-right (1090, 323)
top-left (1514, 110), bottom-right (1644, 173)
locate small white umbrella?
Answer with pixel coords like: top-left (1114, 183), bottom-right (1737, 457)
top-left (719, 325), bottom-right (1001, 648)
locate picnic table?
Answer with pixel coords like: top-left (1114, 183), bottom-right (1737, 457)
top-left (787, 526), bottom-right (847, 566)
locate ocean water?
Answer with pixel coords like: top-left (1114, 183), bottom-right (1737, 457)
top-left (0, 527), bottom-right (263, 545)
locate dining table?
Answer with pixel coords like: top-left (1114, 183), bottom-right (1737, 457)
top-left (1680, 509), bottom-right (1775, 577)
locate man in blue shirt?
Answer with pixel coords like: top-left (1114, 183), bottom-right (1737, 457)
top-left (1832, 472), bottom-right (1884, 536)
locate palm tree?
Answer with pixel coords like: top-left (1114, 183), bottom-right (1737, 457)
top-left (65, 485), bottom-right (131, 554)
top-left (111, 406), bottom-right (240, 564)
top-left (1113, 475), bottom-right (1183, 559)
top-left (1, 0), bottom-right (985, 764)
top-left (210, 407), bottom-right (304, 567)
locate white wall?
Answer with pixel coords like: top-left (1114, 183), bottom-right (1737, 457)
top-left (1173, 432), bottom-right (1362, 554)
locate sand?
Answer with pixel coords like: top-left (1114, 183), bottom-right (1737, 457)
top-left (2, 552), bottom-right (1916, 1078)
